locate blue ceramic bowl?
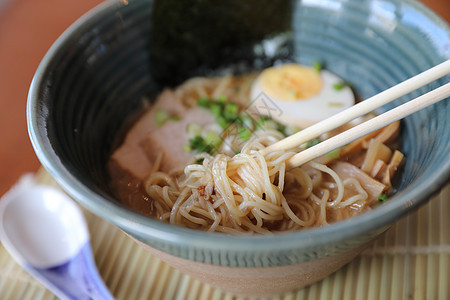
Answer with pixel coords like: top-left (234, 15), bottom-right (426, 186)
top-left (27, 0), bottom-right (449, 295)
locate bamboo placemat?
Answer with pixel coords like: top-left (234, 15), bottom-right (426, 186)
top-left (0, 168), bottom-right (448, 300)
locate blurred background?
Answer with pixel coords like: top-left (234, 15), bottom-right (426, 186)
top-left (0, 0), bottom-right (449, 196)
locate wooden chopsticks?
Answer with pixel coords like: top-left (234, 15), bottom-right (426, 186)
top-left (260, 60), bottom-right (450, 169)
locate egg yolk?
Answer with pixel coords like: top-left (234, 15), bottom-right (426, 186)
top-left (259, 64), bottom-right (322, 102)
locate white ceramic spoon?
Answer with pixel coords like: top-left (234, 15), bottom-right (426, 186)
top-left (0, 178), bottom-right (114, 300)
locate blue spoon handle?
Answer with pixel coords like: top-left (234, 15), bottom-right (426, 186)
top-left (29, 242), bottom-right (114, 300)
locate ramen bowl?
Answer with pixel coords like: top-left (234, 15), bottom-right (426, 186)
top-left (27, 0), bottom-right (450, 296)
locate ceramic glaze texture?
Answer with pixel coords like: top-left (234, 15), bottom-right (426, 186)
top-left (28, 0), bottom-right (449, 272)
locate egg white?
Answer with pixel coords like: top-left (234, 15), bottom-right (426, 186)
top-left (250, 68), bottom-right (355, 128)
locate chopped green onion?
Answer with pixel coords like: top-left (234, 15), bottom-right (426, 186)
top-left (238, 127), bottom-right (252, 141)
top-left (188, 135), bottom-right (217, 154)
top-left (204, 145), bottom-right (213, 154)
top-left (205, 131), bottom-right (222, 148)
top-left (155, 109), bottom-right (180, 126)
top-left (261, 119), bottom-right (278, 130)
top-left (189, 136), bottom-right (205, 151)
top-left (277, 123), bottom-right (287, 135)
top-left (284, 125), bottom-right (299, 136)
top-left (378, 193), bottom-right (388, 203)
top-left (217, 95), bottom-right (228, 103)
top-left (224, 103), bottom-right (239, 121)
top-left (333, 82), bottom-right (347, 90)
top-left (225, 103), bottom-right (238, 114)
top-left (313, 61), bottom-right (322, 72)
top-left (306, 138), bottom-right (320, 148)
top-left (155, 108), bottom-right (170, 126)
top-left (186, 122), bottom-right (202, 137)
top-left (217, 116), bottom-right (229, 129)
top-left (255, 115), bottom-right (273, 128)
top-left (240, 114), bottom-right (254, 129)
top-left (210, 103), bottom-right (222, 118)
top-left (183, 145), bottom-right (192, 152)
top-left (325, 148), bottom-right (341, 159)
top-left (198, 97), bottom-right (211, 108)
top-left (255, 115), bottom-right (290, 136)
top-left (224, 113), bottom-right (238, 123)
top-left (170, 115), bottom-right (180, 121)
top-left (194, 158), bottom-right (205, 164)
top-left (197, 97), bottom-right (294, 147)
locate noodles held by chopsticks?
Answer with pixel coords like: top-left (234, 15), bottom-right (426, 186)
top-left (144, 131), bottom-right (364, 233)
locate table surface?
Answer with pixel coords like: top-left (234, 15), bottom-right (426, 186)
top-left (1, 169), bottom-right (448, 299)
top-left (0, 0), bottom-right (449, 195)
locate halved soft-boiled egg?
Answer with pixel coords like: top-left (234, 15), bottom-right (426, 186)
top-left (250, 63), bottom-right (355, 128)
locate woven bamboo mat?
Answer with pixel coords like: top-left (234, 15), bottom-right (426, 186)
top-left (0, 168), bottom-right (448, 300)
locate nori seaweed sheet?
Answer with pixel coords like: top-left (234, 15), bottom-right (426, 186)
top-left (148, 0), bottom-right (294, 85)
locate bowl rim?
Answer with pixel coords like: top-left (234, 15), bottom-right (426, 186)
top-left (27, 0), bottom-right (450, 253)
